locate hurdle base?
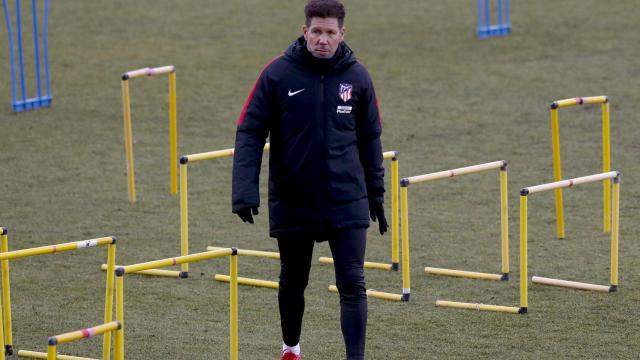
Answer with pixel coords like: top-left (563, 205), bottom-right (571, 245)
top-left (17, 349), bottom-right (97, 360)
top-left (5, 345), bottom-right (13, 355)
top-left (425, 267), bottom-right (507, 281)
top-left (319, 257), bottom-right (393, 271)
top-left (435, 300), bottom-right (523, 314)
top-left (532, 276), bottom-right (613, 292)
top-left (477, 24), bottom-right (512, 39)
top-left (100, 264), bottom-right (182, 278)
top-left (214, 274), bottom-right (278, 289)
top-left (327, 285), bottom-right (408, 302)
top-left (12, 96), bottom-right (52, 113)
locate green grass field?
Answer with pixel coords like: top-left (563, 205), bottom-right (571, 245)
top-left (1, 0), bottom-right (639, 358)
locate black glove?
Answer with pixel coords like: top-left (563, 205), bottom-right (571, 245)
top-left (369, 201), bottom-right (388, 235)
top-left (236, 206), bottom-right (259, 224)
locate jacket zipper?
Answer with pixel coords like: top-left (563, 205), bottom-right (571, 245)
top-left (320, 74), bottom-right (329, 223)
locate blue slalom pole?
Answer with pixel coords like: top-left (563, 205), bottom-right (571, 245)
top-left (15, 0), bottom-right (27, 110)
top-left (2, 0), bottom-right (18, 108)
top-left (484, 0), bottom-right (490, 35)
top-left (31, 0), bottom-right (42, 101)
top-left (42, 0), bottom-right (51, 105)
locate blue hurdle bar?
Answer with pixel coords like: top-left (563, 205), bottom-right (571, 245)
top-left (2, 0), bottom-right (52, 112)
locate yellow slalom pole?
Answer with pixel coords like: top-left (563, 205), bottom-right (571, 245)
top-left (102, 243), bottom-right (116, 360)
top-left (500, 167), bottom-right (509, 275)
top-left (550, 107), bottom-right (564, 239)
top-left (400, 184), bottom-right (410, 301)
top-left (602, 101), bottom-right (611, 233)
top-left (114, 270), bottom-right (124, 360)
top-left (47, 345), bottom-right (56, 360)
top-left (610, 177), bottom-right (620, 288)
top-left (121, 79), bottom-right (136, 203)
top-left (1, 230), bottom-right (13, 354)
top-left (0, 235), bottom-right (5, 360)
top-left (169, 71), bottom-right (178, 195)
top-left (519, 193), bottom-right (528, 311)
top-left (229, 255), bottom-right (238, 360)
top-left (391, 156), bottom-right (399, 270)
top-left (179, 162), bottom-right (189, 276)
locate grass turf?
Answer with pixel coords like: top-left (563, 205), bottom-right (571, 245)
top-left (0, 0), bottom-right (639, 358)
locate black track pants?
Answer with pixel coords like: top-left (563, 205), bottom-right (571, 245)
top-left (278, 227), bottom-right (367, 360)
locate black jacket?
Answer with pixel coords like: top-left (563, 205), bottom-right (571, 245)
top-left (232, 37), bottom-right (384, 238)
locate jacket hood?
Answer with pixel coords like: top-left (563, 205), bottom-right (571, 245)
top-left (284, 36), bottom-right (357, 73)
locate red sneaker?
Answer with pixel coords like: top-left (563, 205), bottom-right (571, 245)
top-left (281, 350), bottom-right (301, 360)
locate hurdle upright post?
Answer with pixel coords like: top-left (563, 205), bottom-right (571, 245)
top-left (0, 228), bottom-right (12, 355)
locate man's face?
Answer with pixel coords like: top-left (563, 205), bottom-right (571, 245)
top-left (303, 17), bottom-right (345, 58)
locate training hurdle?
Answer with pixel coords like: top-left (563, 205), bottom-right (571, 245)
top-left (113, 248), bottom-right (239, 360)
top-left (403, 161), bottom-right (509, 281)
top-left (121, 65), bottom-right (178, 203)
top-left (0, 228), bottom-right (117, 359)
top-left (2, 0), bottom-right (52, 112)
top-left (476, 0), bottom-right (511, 39)
top-left (523, 171), bottom-right (620, 293)
top-left (550, 96), bottom-right (612, 239)
top-left (319, 151), bottom-right (401, 272)
top-left (24, 321), bottom-right (121, 360)
top-left (402, 161), bottom-right (518, 311)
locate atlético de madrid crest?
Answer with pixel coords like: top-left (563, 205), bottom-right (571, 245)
top-left (339, 83), bottom-right (352, 102)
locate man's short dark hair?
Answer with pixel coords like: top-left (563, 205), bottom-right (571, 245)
top-left (305, 0), bottom-right (346, 28)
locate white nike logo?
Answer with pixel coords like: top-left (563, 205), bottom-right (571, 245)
top-left (288, 89), bottom-right (305, 96)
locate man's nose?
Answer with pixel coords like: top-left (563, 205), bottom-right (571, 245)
top-left (318, 35), bottom-right (329, 44)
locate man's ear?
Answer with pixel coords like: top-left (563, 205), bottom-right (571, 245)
top-left (340, 27), bottom-right (346, 41)
top-left (302, 25), bottom-right (309, 41)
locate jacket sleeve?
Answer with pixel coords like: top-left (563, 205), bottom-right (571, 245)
top-left (356, 69), bottom-right (385, 205)
top-left (231, 67), bottom-right (273, 213)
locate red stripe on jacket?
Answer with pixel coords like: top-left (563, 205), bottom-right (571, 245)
top-left (236, 55), bottom-right (283, 126)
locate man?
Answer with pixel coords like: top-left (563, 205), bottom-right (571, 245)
top-left (232, 1), bottom-right (387, 359)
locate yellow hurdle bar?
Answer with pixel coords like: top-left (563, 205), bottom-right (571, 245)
top-left (99, 264), bottom-right (181, 277)
top-left (549, 96), bottom-right (611, 237)
top-left (402, 160), bottom-right (505, 185)
top-left (214, 274), bottom-right (277, 289)
top-left (207, 246), bottom-right (279, 259)
top-left (319, 257), bottom-right (393, 271)
top-left (122, 248), bottom-right (233, 274)
top-left (531, 277), bottom-right (612, 292)
top-left (424, 267), bottom-right (504, 281)
top-left (121, 65), bottom-right (178, 202)
top-left (328, 285), bottom-right (404, 302)
top-left (0, 237), bottom-right (114, 261)
top-left (17, 350), bottom-right (97, 360)
top-left (215, 274), bottom-right (279, 289)
top-left (435, 300), bottom-right (521, 314)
